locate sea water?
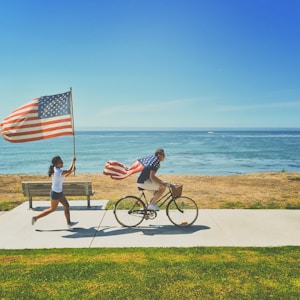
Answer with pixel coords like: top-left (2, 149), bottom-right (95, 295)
top-left (0, 130), bottom-right (300, 175)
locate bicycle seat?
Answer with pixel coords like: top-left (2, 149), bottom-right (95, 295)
top-left (138, 187), bottom-right (145, 191)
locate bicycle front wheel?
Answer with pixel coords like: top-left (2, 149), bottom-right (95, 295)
top-left (114, 196), bottom-right (146, 227)
top-left (166, 196), bottom-right (198, 227)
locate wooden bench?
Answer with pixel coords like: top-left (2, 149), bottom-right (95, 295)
top-left (22, 181), bottom-right (94, 209)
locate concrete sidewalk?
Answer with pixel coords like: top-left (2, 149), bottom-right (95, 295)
top-left (0, 200), bottom-right (299, 249)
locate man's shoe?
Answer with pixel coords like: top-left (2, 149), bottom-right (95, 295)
top-left (31, 217), bottom-right (36, 225)
top-left (147, 204), bottom-right (160, 211)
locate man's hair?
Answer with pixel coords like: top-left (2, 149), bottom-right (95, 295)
top-left (155, 149), bottom-right (165, 156)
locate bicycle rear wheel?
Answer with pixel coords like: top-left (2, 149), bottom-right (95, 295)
top-left (114, 196), bottom-right (146, 227)
top-left (166, 196), bottom-right (198, 227)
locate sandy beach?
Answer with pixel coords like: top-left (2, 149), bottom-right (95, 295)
top-left (1, 172), bottom-right (300, 209)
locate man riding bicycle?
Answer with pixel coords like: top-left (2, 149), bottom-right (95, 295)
top-left (137, 149), bottom-right (167, 211)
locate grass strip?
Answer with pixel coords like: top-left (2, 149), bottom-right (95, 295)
top-left (0, 247), bottom-right (299, 299)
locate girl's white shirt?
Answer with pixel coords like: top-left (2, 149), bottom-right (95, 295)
top-left (51, 167), bottom-right (65, 192)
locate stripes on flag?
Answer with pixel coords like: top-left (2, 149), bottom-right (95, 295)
top-left (103, 160), bottom-right (144, 180)
top-left (0, 92), bottom-right (73, 143)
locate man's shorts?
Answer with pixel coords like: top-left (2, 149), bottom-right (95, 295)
top-left (137, 180), bottom-right (159, 191)
top-left (50, 190), bottom-right (64, 200)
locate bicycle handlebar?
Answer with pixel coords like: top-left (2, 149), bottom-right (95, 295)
top-left (166, 182), bottom-right (180, 188)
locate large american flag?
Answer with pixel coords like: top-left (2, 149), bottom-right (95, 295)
top-left (0, 92), bottom-right (73, 143)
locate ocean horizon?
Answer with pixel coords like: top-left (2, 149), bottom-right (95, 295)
top-left (1, 129), bottom-right (300, 175)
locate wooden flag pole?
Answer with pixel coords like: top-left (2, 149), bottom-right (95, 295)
top-left (69, 87), bottom-right (76, 175)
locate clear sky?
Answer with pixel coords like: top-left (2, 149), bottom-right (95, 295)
top-left (1, 0), bottom-right (299, 130)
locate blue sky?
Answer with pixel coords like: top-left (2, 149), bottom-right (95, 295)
top-left (0, 0), bottom-right (299, 130)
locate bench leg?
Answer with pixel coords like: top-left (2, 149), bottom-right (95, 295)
top-left (29, 197), bottom-right (33, 209)
top-left (87, 196), bottom-right (90, 208)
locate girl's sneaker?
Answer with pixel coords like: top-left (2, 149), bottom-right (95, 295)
top-left (67, 221), bottom-right (78, 229)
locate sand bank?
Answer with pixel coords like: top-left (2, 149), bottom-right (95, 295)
top-left (1, 172), bottom-right (300, 209)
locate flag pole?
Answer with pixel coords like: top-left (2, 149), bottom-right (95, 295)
top-left (70, 87), bottom-right (76, 175)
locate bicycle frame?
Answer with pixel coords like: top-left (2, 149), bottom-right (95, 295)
top-left (138, 186), bottom-right (181, 211)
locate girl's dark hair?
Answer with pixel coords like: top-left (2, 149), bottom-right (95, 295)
top-left (48, 156), bottom-right (62, 177)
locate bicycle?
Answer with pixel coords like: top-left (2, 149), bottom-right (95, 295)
top-left (113, 183), bottom-right (198, 227)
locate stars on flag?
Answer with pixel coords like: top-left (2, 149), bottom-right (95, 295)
top-left (39, 92), bottom-right (71, 119)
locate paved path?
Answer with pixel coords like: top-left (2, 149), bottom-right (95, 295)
top-left (0, 201), bottom-right (299, 249)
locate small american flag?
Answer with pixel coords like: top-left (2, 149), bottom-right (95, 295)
top-left (103, 160), bottom-right (144, 180)
top-left (0, 92), bottom-right (73, 143)
top-left (103, 155), bottom-right (160, 180)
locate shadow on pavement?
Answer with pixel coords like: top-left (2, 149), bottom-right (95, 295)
top-left (61, 224), bottom-right (210, 239)
top-left (36, 227), bottom-right (98, 238)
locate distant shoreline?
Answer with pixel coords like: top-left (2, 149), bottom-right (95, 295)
top-left (74, 128), bottom-right (300, 132)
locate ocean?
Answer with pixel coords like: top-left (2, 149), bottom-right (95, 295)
top-left (1, 130), bottom-right (300, 175)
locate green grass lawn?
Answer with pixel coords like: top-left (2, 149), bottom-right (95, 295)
top-left (0, 247), bottom-right (299, 299)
